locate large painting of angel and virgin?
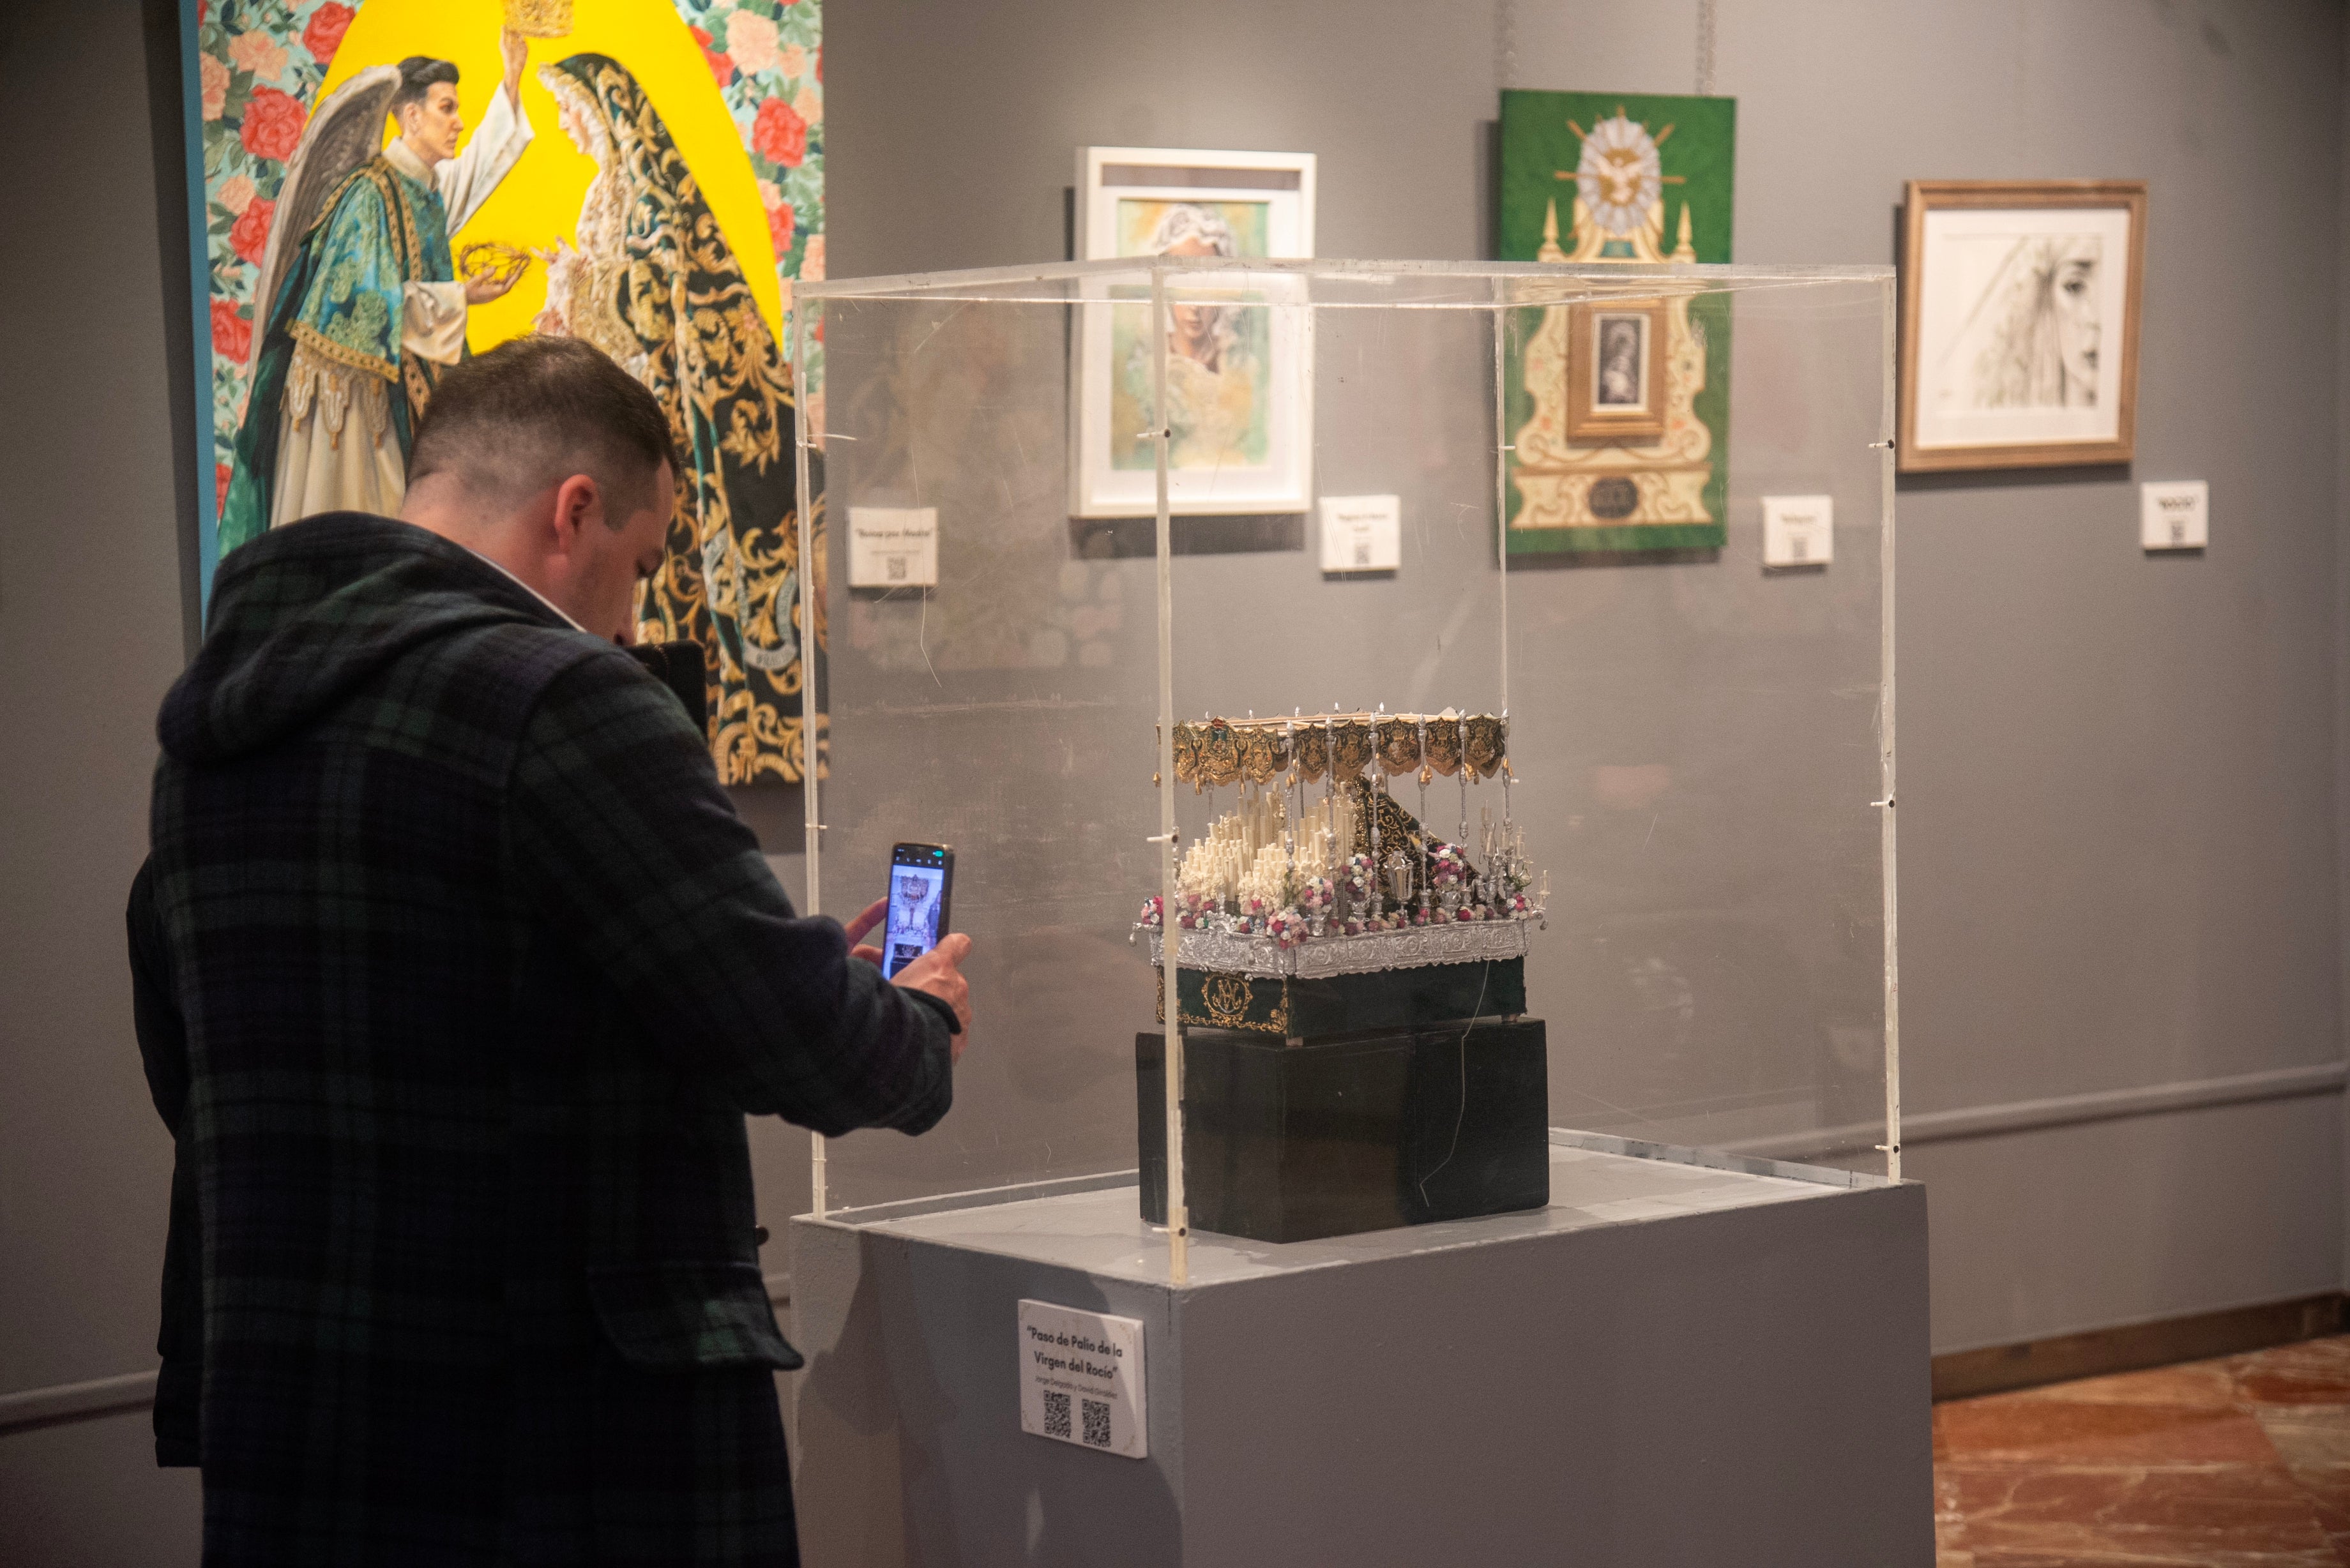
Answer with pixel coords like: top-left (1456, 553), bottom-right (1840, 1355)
top-left (184, 0), bottom-right (826, 783)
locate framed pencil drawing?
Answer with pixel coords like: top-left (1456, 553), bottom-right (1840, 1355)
top-left (1899, 179), bottom-right (2146, 472)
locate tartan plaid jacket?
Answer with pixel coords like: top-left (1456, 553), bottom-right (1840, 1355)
top-left (131, 513), bottom-right (954, 1565)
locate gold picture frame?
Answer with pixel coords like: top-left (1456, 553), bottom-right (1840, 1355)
top-left (1899, 179), bottom-right (2146, 473)
top-left (1565, 298), bottom-right (1668, 444)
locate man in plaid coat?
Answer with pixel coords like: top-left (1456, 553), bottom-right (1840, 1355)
top-left (128, 336), bottom-right (967, 1565)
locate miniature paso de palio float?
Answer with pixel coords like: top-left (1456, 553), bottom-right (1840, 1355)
top-left (1135, 708), bottom-right (1552, 1242)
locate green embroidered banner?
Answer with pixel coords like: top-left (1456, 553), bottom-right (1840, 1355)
top-left (1498, 90), bottom-right (1735, 555)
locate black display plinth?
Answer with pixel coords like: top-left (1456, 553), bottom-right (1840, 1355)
top-left (1135, 1020), bottom-right (1550, 1242)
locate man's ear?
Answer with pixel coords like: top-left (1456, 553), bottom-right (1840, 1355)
top-left (548, 474), bottom-right (602, 551)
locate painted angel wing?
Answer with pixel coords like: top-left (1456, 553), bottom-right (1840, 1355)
top-left (245, 64), bottom-right (401, 369)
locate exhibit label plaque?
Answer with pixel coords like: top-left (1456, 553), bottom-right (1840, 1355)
top-left (1018, 1299), bottom-right (1146, 1459)
top-left (847, 506), bottom-right (939, 588)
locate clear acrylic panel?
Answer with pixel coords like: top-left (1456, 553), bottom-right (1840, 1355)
top-left (794, 260), bottom-right (1896, 1269)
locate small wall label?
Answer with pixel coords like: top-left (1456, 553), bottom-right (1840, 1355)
top-left (1319, 494), bottom-right (1402, 573)
top-left (1762, 494), bottom-right (1834, 567)
top-left (1019, 1299), bottom-right (1146, 1459)
top-left (2141, 481), bottom-right (2208, 551)
top-left (847, 506), bottom-right (939, 587)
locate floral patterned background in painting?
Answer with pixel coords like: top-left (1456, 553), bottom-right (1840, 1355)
top-left (186, 0), bottom-right (824, 582)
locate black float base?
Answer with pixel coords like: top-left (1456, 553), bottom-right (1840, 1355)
top-left (1135, 1019), bottom-right (1550, 1243)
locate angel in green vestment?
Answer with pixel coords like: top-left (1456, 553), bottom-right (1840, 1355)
top-left (219, 34), bottom-right (535, 555)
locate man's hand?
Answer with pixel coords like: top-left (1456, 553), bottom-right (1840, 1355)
top-left (842, 898), bottom-right (888, 964)
top-left (500, 27), bottom-right (528, 105)
top-left (840, 897), bottom-right (972, 1060)
top-left (893, 936), bottom-right (972, 1059)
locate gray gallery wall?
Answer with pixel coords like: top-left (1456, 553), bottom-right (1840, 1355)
top-left (0, 0), bottom-right (2343, 1561)
top-left (823, 0), bottom-right (2350, 1352)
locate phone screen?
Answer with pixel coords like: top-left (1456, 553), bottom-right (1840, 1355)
top-left (884, 844), bottom-right (952, 978)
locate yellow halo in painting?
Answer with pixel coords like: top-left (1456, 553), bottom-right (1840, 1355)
top-left (319, 0), bottom-right (784, 353)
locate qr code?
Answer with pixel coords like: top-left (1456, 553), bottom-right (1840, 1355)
top-left (886, 555), bottom-right (907, 581)
top-left (1043, 1391), bottom-right (1072, 1439)
top-left (1081, 1398), bottom-right (1112, 1448)
top-left (1353, 540), bottom-right (1371, 567)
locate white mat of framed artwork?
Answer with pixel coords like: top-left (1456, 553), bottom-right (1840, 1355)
top-left (1071, 147), bottom-right (1317, 518)
top-left (1911, 204), bottom-right (2133, 452)
top-left (846, 506), bottom-right (939, 588)
top-left (1018, 1299), bottom-right (1147, 1459)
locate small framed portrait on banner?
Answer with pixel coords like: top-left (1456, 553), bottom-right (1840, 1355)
top-left (1566, 298), bottom-right (1667, 443)
top-left (1899, 179), bottom-right (2147, 472)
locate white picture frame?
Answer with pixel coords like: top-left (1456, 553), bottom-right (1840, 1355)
top-left (1071, 146), bottom-right (1317, 518)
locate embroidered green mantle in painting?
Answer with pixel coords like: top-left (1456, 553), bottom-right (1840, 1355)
top-left (540, 54), bottom-right (819, 786)
top-left (220, 159), bottom-right (455, 557)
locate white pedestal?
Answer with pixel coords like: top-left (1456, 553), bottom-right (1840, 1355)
top-left (790, 1132), bottom-right (1931, 1567)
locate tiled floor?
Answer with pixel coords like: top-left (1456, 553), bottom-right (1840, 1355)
top-left (1936, 1335), bottom-right (2350, 1566)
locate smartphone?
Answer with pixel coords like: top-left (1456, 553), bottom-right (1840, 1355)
top-left (882, 843), bottom-right (955, 978)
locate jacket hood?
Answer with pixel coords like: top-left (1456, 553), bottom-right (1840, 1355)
top-left (160, 513), bottom-right (577, 764)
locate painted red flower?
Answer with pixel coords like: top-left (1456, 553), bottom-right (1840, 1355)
top-left (689, 26), bottom-right (735, 87)
top-left (815, 45), bottom-right (822, 83)
top-left (228, 197), bottom-right (275, 264)
top-left (301, 3), bottom-right (355, 64)
top-left (215, 462), bottom-right (233, 513)
top-left (239, 87), bottom-right (307, 162)
top-left (209, 298), bottom-right (252, 362)
top-left (767, 200), bottom-right (796, 255)
top-left (752, 98), bottom-right (807, 167)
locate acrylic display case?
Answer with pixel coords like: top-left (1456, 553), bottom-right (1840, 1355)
top-left (790, 257), bottom-right (1897, 1278)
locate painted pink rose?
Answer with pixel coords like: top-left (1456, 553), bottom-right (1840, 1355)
top-left (752, 97), bottom-right (806, 167)
top-left (226, 29), bottom-right (289, 84)
top-left (800, 233), bottom-right (824, 282)
top-left (229, 197), bottom-right (275, 264)
top-left (724, 10), bottom-right (783, 75)
top-left (302, 3), bottom-right (355, 64)
top-left (200, 54), bottom-right (229, 120)
top-left (240, 87), bottom-right (307, 162)
top-left (216, 172), bottom-right (256, 215)
top-left (792, 84), bottom-right (821, 126)
top-left (688, 26), bottom-right (734, 87)
top-left (778, 43), bottom-right (807, 80)
top-left (209, 298), bottom-right (252, 362)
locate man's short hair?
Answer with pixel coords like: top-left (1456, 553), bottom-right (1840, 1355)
top-left (408, 337), bottom-right (679, 527)
top-left (389, 57), bottom-right (460, 120)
